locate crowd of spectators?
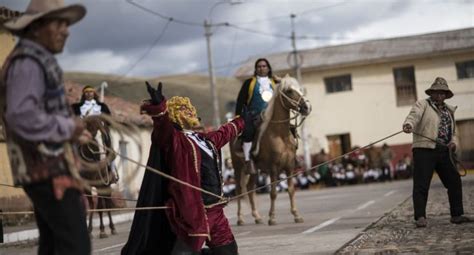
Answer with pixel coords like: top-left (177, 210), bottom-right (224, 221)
top-left (222, 144), bottom-right (413, 195)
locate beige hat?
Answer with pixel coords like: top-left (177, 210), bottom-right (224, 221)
top-left (425, 77), bottom-right (453, 99)
top-left (3, 0), bottom-right (86, 33)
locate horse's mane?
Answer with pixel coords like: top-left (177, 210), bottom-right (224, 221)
top-left (252, 75), bottom-right (301, 156)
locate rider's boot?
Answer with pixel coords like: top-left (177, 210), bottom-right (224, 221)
top-left (243, 142), bottom-right (257, 175)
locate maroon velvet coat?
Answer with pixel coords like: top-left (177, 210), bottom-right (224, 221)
top-left (142, 100), bottom-right (244, 251)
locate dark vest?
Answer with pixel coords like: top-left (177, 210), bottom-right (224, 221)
top-left (199, 140), bottom-right (223, 205)
top-left (1, 40), bottom-right (72, 186)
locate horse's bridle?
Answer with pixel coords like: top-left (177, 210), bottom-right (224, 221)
top-left (278, 85), bottom-right (304, 112)
top-left (268, 85), bottom-right (309, 127)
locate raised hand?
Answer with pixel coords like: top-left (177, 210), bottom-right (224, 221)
top-left (145, 81), bottom-right (164, 105)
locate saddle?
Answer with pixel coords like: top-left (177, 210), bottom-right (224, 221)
top-left (232, 121), bottom-right (299, 159)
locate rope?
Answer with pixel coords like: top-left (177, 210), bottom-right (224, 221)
top-left (0, 183), bottom-right (16, 188)
top-left (0, 130), bottom-right (405, 212)
top-left (2, 129), bottom-right (467, 214)
top-left (0, 182), bottom-right (138, 203)
top-left (0, 206), bottom-right (171, 216)
top-left (88, 139), bottom-right (225, 201)
top-left (229, 130), bottom-right (405, 201)
top-left (83, 194), bottom-right (137, 202)
top-left (412, 131), bottom-right (468, 177)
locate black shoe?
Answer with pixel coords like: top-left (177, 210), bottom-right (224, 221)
top-left (415, 217), bottom-right (427, 228)
top-left (450, 215), bottom-right (471, 224)
top-left (211, 241), bottom-right (238, 255)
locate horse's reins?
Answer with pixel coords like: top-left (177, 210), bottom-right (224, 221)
top-left (412, 131), bottom-right (467, 177)
top-left (268, 85), bottom-right (308, 127)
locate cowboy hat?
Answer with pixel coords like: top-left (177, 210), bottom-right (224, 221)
top-left (3, 0), bottom-right (86, 33)
top-left (425, 77), bottom-right (453, 99)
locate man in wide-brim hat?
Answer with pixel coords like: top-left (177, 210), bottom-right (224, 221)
top-left (2, 0), bottom-right (92, 254)
top-left (4, 0), bottom-right (85, 34)
top-left (424, 76), bottom-right (454, 99)
top-left (403, 77), bottom-right (470, 228)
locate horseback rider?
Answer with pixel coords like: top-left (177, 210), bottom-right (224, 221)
top-left (235, 58), bottom-right (279, 175)
top-left (72, 85), bottom-right (111, 118)
top-left (72, 85), bottom-right (117, 184)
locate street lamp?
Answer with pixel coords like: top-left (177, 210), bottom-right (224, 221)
top-left (204, 0), bottom-right (242, 128)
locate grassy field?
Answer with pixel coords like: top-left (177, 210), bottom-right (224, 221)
top-left (65, 72), bottom-right (242, 127)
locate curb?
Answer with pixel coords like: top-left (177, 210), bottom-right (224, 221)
top-left (2, 212), bottom-right (135, 244)
top-left (334, 195), bottom-right (412, 254)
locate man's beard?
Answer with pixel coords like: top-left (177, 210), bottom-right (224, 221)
top-left (182, 116), bottom-right (201, 129)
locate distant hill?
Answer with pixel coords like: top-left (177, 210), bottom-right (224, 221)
top-left (65, 72), bottom-right (242, 127)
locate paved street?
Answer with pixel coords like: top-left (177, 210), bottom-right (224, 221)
top-left (1, 179), bottom-right (414, 254)
top-left (339, 175), bottom-right (474, 254)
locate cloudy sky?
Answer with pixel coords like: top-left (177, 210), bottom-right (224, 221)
top-left (2, 0), bottom-right (473, 78)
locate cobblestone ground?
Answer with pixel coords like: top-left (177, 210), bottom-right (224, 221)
top-left (338, 177), bottom-right (474, 254)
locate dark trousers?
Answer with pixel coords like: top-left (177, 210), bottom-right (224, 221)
top-left (412, 146), bottom-right (464, 220)
top-left (24, 181), bottom-right (90, 255)
top-left (172, 205), bottom-right (237, 255)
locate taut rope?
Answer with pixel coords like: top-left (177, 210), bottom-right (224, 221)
top-left (230, 130), bottom-right (405, 201)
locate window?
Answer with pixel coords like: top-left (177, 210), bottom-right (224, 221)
top-left (324, 74), bottom-right (352, 93)
top-left (393, 66), bottom-right (417, 106)
top-left (456, 60), bottom-right (474, 79)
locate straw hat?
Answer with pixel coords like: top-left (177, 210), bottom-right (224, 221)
top-left (425, 77), bottom-right (453, 99)
top-left (3, 0), bottom-right (86, 33)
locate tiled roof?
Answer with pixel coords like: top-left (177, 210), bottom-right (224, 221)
top-left (234, 27), bottom-right (474, 78)
top-left (65, 80), bottom-right (152, 127)
top-left (0, 6), bottom-right (21, 22)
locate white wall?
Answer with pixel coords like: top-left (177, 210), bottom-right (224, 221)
top-left (299, 51), bottom-right (474, 154)
top-left (110, 128), bottom-right (151, 199)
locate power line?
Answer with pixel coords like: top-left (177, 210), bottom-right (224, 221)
top-left (230, 1), bottom-right (349, 25)
top-left (119, 19), bottom-right (171, 79)
top-left (225, 23), bottom-right (290, 38)
top-left (126, 0), bottom-right (472, 44)
top-left (298, 1), bottom-right (349, 16)
top-left (125, 0), bottom-right (202, 26)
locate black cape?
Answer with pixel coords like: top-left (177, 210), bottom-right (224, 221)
top-left (121, 142), bottom-right (176, 255)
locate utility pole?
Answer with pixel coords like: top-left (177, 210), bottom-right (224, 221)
top-left (290, 13), bottom-right (312, 171)
top-left (204, 19), bottom-right (221, 128)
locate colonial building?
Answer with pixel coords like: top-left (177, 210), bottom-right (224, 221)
top-left (235, 27), bottom-right (474, 167)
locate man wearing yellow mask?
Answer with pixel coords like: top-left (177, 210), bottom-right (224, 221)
top-left (123, 81), bottom-right (251, 255)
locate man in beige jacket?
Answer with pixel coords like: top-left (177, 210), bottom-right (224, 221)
top-left (403, 77), bottom-right (470, 228)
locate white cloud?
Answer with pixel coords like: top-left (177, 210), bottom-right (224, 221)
top-left (33, 0), bottom-right (473, 77)
top-left (58, 49), bottom-right (129, 74)
top-left (338, 0), bottom-right (474, 44)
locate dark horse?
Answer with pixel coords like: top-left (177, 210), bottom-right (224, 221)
top-left (79, 115), bottom-right (118, 238)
